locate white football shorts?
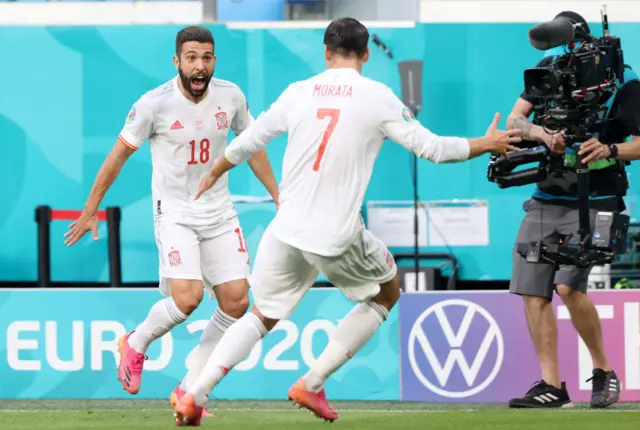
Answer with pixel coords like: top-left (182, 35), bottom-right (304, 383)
top-left (250, 223), bottom-right (397, 320)
top-left (154, 216), bottom-right (251, 297)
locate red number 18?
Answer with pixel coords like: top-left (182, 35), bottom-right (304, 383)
top-left (188, 138), bottom-right (211, 165)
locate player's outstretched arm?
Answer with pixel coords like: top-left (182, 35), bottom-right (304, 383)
top-left (65, 97), bottom-right (152, 245)
top-left (429, 112), bottom-right (521, 161)
top-left (379, 89), bottom-right (520, 163)
top-left (194, 127), bottom-right (279, 201)
top-left (467, 113), bottom-right (522, 159)
top-left (247, 149), bottom-right (279, 207)
top-left (382, 107), bottom-right (520, 163)
top-left (64, 139), bottom-right (135, 246)
top-left (231, 91), bottom-right (280, 206)
top-left (195, 86), bottom-right (293, 200)
top-left (194, 128), bottom-right (273, 201)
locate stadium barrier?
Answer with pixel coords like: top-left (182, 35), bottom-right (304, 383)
top-left (2, 288), bottom-right (639, 402)
top-left (0, 288), bottom-right (399, 400)
top-left (399, 290), bottom-right (640, 403)
top-left (31, 204), bottom-right (455, 289)
top-left (34, 206), bottom-right (122, 288)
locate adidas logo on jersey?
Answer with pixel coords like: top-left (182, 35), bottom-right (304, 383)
top-left (170, 120), bottom-right (184, 130)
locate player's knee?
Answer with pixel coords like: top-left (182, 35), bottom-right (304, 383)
top-left (215, 279), bottom-right (250, 319)
top-left (219, 294), bottom-right (250, 319)
top-left (251, 307), bottom-right (279, 332)
top-left (170, 279), bottom-right (204, 315)
top-left (374, 275), bottom-right (401, 312)
top-left (173, 293), bottom-right (203, 315)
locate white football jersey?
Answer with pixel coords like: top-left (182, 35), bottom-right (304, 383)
top-left (225, 68), bottom-right (470, 256)
top-left (119, 77), bottom-right (253, 226)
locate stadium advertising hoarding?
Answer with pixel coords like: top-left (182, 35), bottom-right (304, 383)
top-left (3, 288), bottom-right (639, 403)
top-left (400, 290), bottom-right (640, 403)
top-left (0, 289), bottom-right (399, 400)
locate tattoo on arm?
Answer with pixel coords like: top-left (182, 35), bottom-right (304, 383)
top-left (511, 116), bottom-right (534, 140)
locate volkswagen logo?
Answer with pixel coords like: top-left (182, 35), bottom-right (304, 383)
top-left (407, 299), bottom-right (504, 398)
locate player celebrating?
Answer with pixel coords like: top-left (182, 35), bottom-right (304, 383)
top-left (64, 26), bottom-right (279, 414)
top-left (173, 17), bottom-right (521, 426)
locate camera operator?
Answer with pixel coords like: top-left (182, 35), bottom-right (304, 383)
top-left (507, 11), bottom-right (640, 409)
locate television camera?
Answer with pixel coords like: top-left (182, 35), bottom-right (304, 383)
top-left (487, 5), bottom-right (630, 268)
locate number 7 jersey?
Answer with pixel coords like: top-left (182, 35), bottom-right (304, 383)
top-left (225, 68), bottom-right (469, 256)
top-left (119, 77), bottom-right (253, 226)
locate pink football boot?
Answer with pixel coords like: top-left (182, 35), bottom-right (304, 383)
top-left (174, 393), bottom-right (203, 427)
top-left (117, 332), bottom-right (146, 394)
top-left (170, 385), bottom-right (214, 418)
top-left (288, 378), bottom-right (338, 422)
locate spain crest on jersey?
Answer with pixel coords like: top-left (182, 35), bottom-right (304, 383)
top-left (385, 251), bottom-right (395, 268)
top-left (215, 111), bottom-right (228, 129)
top-left (168, 249), bottom-right (181, 267)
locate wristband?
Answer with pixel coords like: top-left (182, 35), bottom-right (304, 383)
top-left (609, 144), bottom-right (619, 159)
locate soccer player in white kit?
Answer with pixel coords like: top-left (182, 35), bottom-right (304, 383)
top-left (64, 26), bottom-right (279, 417)
top-left (172, 18), bottom-right (522, 426)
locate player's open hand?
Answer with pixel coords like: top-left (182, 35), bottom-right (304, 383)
top-left (195, 170), bottom-right (219, 201)
top-left (579, 138), bottom-right (611, 164)
top-left (485, 113), bottom-right (522, 154)
top-left (64, 210), bottom-right (99, 246)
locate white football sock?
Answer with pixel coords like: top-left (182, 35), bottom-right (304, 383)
top-left (303, 301), bottom-right (388, 392)
top-left (128, 298), bottom-right (188, 354)
top-left (191, 312), bottom-right (267, 406)
top-left (179, 308), bottom-right (237, 392)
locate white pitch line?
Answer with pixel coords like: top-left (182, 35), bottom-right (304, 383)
top-left (0, 408), bottom-right (477, 414)
top-left (3, 408), bottom-right (640, 414)
top-left (226, 408), bottom-right (478, 413)
top-left (561, 409), bottom-right (640, 413)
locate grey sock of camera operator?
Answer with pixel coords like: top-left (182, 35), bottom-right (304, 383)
top-left (510, 198), bottom-right (597, 298)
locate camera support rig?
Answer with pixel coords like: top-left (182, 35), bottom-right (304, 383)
top-left (514, 137), bottom-right (629, 268)
top-left (489, 137), bottom-right (630, 269)
top-left (489, 139), bottom-right (629, 268)
top-left (488, 4), bottom-right (631, 268)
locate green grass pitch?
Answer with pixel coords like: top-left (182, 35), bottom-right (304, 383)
top-left (1, 400), bottom-right (639, 430)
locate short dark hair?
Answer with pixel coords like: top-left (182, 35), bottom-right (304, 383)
top-left (555, 11), bottom-right (591, 36)
top-left (176, 26), bottom-right (215, 55)
top-left (323, 17), bottom-right (369, 57)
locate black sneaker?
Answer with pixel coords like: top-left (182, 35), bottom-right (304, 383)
top-left (587, 369), bottom-right (620, 408)
top-left (508, 381), bottom-right (573, 408)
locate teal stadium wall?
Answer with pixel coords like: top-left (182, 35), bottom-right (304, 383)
top-left (2, 23), bottom-right (640, 283)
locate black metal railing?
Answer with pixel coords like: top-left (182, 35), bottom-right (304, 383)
top-left (31, 207), bottom-right (458, 291)
top-left (34, 205), bottom-right (122, 288)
